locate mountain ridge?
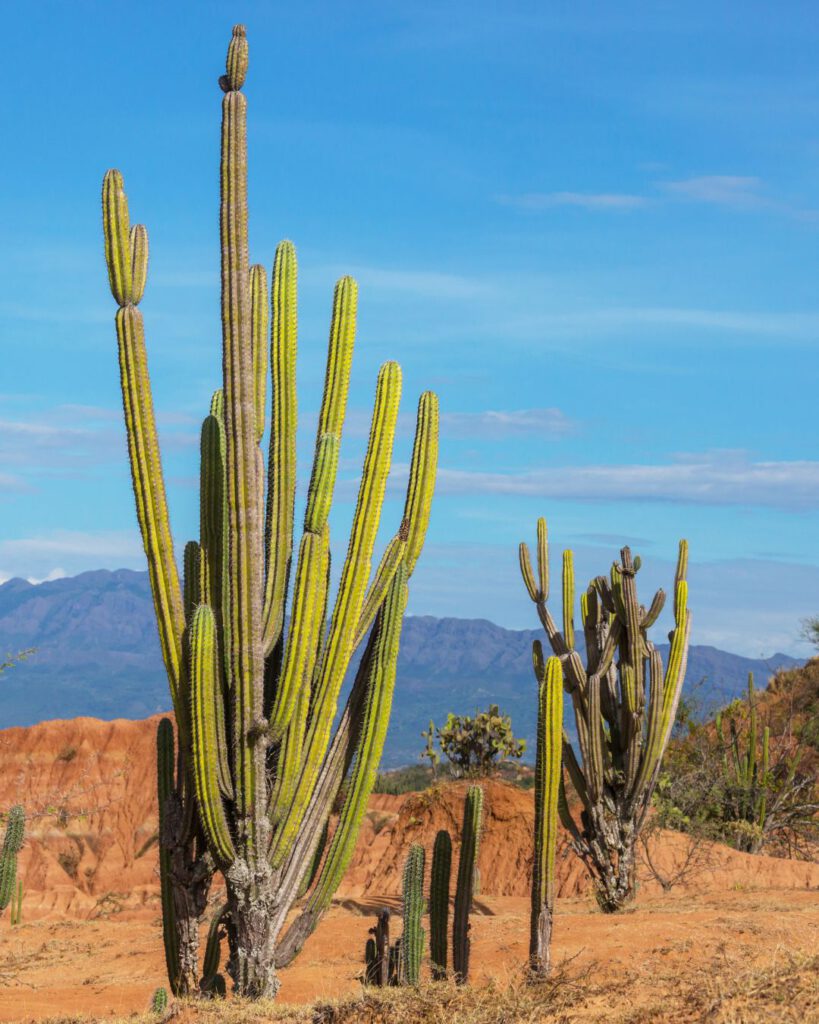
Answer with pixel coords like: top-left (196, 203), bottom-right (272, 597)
top-left (0, 569), bottom-right (802, 766)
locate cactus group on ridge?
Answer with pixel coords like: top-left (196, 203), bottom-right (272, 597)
top-left (519, 520), bottom-right (690, 912)
top-left (715, 673), bottom-right (772, 853)
top-left (102, 24), bottom-right (438, 999)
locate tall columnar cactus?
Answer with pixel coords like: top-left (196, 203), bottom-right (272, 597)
top-left (715, 673), bottom-right (771, 853)
top-left (1, 805), bottom-right (24, 916)
top-left (453, 786), bottom-right (483, 984)
top-left (401, 843), bottom-right (426, 985)
top-left (530, 656), bottom-right (563, 976)
top-left (520, 519), bottom-right (690, 912)
top-left (102, 25), bottom-right (438, 999)
top-left (429, 829), bottom-right (452, 980)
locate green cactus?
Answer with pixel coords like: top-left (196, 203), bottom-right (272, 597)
top-left (453, 786), bottom-right (483, 984)
top-left (715, 673), bottom-right (772, 853)
top-left (1, 805), bottom-right (24, 916)
top-left (432, 706), bottom-right (526, 778)
top-left (429, 829), bottom-right (452, 980)
top-left (150, 987), bottom-right (168, 1015)
top-left (401, 843), bottom-right (426, 985)
top-left (519, 521), bottom-right (690, 912)
top-left (364, 907), bottom-right (392, 987)
top-left (102, 24), bottom-right (438, 999)
top-left (530, 656), bottom-right (564, 976)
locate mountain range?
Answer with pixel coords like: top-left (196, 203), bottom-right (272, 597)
top-left (0, 569), bottom-right (801, 767)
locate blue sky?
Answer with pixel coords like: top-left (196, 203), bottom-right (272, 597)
top-left (1, 1), bottom-right (818, 657)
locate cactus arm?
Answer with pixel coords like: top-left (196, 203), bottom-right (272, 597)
top-left (267, 529), bottom-right (328, 741)
top-left (402, 391), bottom-right (439, 577)
top-left (401, 843), bottom-right (426, 986)
top-left (453, 785), bottom-right (483, 985)
top-left (250, 263), bottom-right (268, 443)
top-left (272, 572), bottom-right (406, 962)
top-left (746, 674), bottom-right (757, 786)
top-left (641, 588), bottom-right (666, 629)
top-left (757, 725), bottom-right (770, 829)
top-left (219, 28), bottom-right (267, 854)
top-left (562, 551), bottom-right (575, 649)
top-left (530, 655), bottom-right (564, 975)
top-left (271, 361), bottom-right (401, 862)
top-left (262, 241), bottom-right (299, 655)
top-left (519, 542), bottom-right (538, 602)
top-left (156, 720), bottom-right (180, 992)
top-left (562, 733), bottom-right (590, 812)
top-left (536, 517), bottom-right (549, 598)
top-left (104, 184), bottom-right (185, 709)
top-left (0, 805), bottom-right (25, 916)
top-left (353, 531), bottom-right (407, 649)
top-left (304, 567), bottom-right (407, 912)
top-left (430, 829), bottom-right (452, 981)
top-left (189, 606), bottom-right (237, 868)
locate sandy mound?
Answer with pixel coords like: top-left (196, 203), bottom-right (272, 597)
top-left (1, 715), bottom-right (817, 922)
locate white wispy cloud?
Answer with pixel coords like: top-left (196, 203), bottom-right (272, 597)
top-left (440, 407), bottom-right (575, 438)
top-left (661, 175), bottom-right (767, 208)
top-left (416, 451), bottom-right (819, 510)
top-left (314, 264), bottom-right (488, 300)
top-left (0, 530), bottom-right (144, 583)
top-left (498, 191), bottom-right (649, 211)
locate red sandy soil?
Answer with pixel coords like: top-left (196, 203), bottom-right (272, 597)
top-left (1, 715), bottom-right (818, 1022)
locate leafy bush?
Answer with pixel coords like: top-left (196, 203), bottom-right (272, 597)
top-left (421, 705), bottom-right (525, 778)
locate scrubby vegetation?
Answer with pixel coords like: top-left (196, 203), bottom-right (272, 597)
top-left (420, 706), bottom-right (526, 778)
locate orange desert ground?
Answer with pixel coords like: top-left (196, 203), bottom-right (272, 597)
top-left (1, 715), bottom-right (818, 1023)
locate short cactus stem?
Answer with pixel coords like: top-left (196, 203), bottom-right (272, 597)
top-left (401, 843), bottom-right (426, 985)
top-left (429, 829), bottom-right (452, 980)
top-left (530, 656), bottom-right (564, 976)
top-left (453, 786), bottom-right (483, 984)
top-left (0, 805), bottom-right (24, 916)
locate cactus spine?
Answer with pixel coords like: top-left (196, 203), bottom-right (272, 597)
top-left (401, 843), bottom-right (426, 985)
top-left (453, 786), bottom-right (483, 984)
top-left (715, 673), bottom-right (771, 853)
top-left (429, 829), bottom-right (451, 980)
top-left (530, 656), bottom-right (563, 976)
top-left (0, 805), bottom-right (24, 917)
top-left (519, 521), bottom-right (690, 912)
top-left (102, 25), bottom-right (438, 1000)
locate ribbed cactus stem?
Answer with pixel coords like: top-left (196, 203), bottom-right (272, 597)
top-left (530, 656), bottom-right (564, 976)
top-left (0, 805), bottom-right (24, 914)
top-left (453, 786), bottom-right (483, 984)
top-left (155, 720), bottom-right (180, 993)
top-left (401, 843), bottom-right (425, 986)
top-left (429, 829), bottom-right (452, 981)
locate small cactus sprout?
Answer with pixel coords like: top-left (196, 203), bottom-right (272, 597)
top-left (150, 987), bottom-right (168, 1014)
top-left (429, 829), bottom-right (452, 980)
top-left (0, 805), bottom-right (24, 916)
top-left (401, 843), bottom-right (426, 985)
top-left (453, 786), bottom-right (483, 984)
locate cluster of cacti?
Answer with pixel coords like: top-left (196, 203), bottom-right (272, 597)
top-left (1, 805), bottom-right (24, 920)
top-left (715, 673), bottom-right (772, 853)
top-left (530, 657), bottom-right (563, 975)
top-left (519, 519), bottom-right (690, 912)
top-left (363, 787), bottom-right (482, 986)
top-left (102, 24), bottom-right (437, 999)
top-left (424, 706), bottom-right (526, 777)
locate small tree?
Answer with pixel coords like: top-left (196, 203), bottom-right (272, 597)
top-left (422, 705), bottom-right (526, 778)
top-left (800, 616), bottom-right (819, 649)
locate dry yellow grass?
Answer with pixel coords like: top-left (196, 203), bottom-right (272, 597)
top-left (30, 949), bottom-right (819, 1024)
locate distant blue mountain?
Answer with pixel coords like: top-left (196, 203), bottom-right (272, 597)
top-left (0, 570), bottom-right (801, 767)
